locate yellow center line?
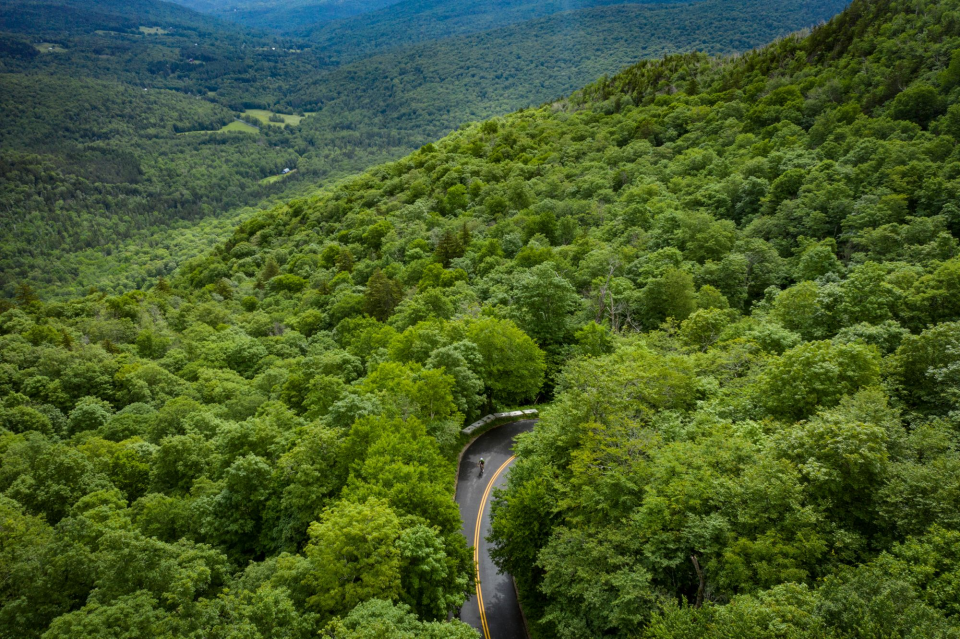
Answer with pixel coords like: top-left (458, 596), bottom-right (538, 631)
top-left (473, 455), bottom-right (516, 639)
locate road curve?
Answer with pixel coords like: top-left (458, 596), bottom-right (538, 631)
top-left (456, 419), bottom-right (536, 639)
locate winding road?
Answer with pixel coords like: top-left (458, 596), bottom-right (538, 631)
top-left (456, 419), bottom-right (536, 639)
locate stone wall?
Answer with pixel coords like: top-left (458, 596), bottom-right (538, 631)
top-left (460, 409), bottom-right (539, 436)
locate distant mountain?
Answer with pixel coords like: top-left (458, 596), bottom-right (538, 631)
top-left (306, 0), bottom-right (690, 61)
top-left (0, 0), bottom-right (850, 295)
top-left (167, 0), bottom-right (403, 32)
top-left (291, 0), bottom-right (852, 140)
top-left (0, 0), bottom-right (230, 36)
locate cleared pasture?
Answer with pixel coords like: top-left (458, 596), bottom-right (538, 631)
top-left (243, 109), bottom-right (305, 127)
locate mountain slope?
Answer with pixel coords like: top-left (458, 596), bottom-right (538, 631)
top-left (3, 0), bottom-right (960, 638)
top-left (292, 0), bottom-right (850, 132)
top-left (305, 0), bottom-right (687, 61)
top-left (215, 0), bottom-right (404, 31)
top-left (0, 0), bottom-right (848, 297)
top-left (0, 0), bottom-right (232, 35)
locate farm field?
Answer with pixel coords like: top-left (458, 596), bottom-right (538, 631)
top-left (219, 119), bottom-right (259, 133)
top-left (33, 42), bottom-right (66, 52)
top-left (259, 168), bottom-right (296, 184)
top-left (243, 108), bottom-right (305, 127)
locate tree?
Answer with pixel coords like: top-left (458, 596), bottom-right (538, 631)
top-left (573, 322), bottom-right (615, 357)
top-left (226, 339), bottom-right (269, 378)
top-left (465, 317), bottom-right (546, 406)
top-left (511, 264), bottom-right (579, 347)
top-left (343, 433), bottom-right (462, 534)
top-left (890, 321), bottom-right (960, 413)
top-left (679, 308), bottom-right (738, 351)
top-left (888, 83), bottom-right (945, 128)
top-left (760, 341), bottom-right (881, 421)
top-left (363, 220), bottom-right (393, 251)
top-left (2, 438), bottom-right (107, 525)
top-left (303, 498), bottom-right (403, 619)
top-left (149, 434), bottom-right (212, 494)
top-left (269, 274), bottom-right (308, 294)
top-left (794, 238), bottom-right (842, 282)
top-left (434, 230), bottom-right (465, 268)
top-left (839, 262), bottom-right (900, 327)
top-left (40, 592), bottom-right (168, 639)
top-left (425, 341), bottom-right (485, 419)
top-left (903, 258), bottom-right (960, 329)
top-left (389, 289), bottom-right (455, 331)
top-left (324, 599), bottom-right (477, 639)
top-left (336, 249), bottom-right (355, 273)
top-left (266, 423), bottom-right (346, 552)
top-left (14, 282), bottom-right (39, 307)
top-left (775, 404), bottom-right (889, 526)
top-left (396, 524), bottom-right (469, 620)
top-left (442, 185), bottom-right (469, 215)
top-left (771, 281), bottom-right (826, 341)
top-left (259, 257), bottom-right (281, 283)
top-left (364, 269), bottom-right (405, 322)
top-left (90, 528), bottom-right (228, 609)
top-left (197, 453), bottom-right (275, 559)
top-left (638, 268), bottom-right (696, 329)
top-left (536, 526), bottom-right (657, 637)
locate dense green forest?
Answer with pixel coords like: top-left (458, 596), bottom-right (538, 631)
top-left (304, 0), bottom-right (689, 62)
top-left (3, 0), bottom-right (960, 636)
top-left (169, 0), bottom-right (403, 32)
top-left (0, 0), bottom-right (846, 298)
top-left (0, 0), bottom-right (229, 35)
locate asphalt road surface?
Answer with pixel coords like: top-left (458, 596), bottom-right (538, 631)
top-left (456, 419), bottom-right (536, 639)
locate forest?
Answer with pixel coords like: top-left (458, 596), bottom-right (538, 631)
top-left (303, 0), bottom-right (690, 62)
top-left (169, 0), bottom-right (403, 33)
top-left (0, 0), bottom-right (847, 297)
top-left (5, 0), bottom-right (960, 636)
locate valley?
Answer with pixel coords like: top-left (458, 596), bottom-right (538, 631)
top-left (0, 0), bottom-right (847, 297)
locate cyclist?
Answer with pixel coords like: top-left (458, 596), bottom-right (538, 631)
top-left (478, 457), bottom-right (486, 476)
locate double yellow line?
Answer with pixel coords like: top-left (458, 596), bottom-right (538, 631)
top-left (472, 455), bottom-right (516, 639)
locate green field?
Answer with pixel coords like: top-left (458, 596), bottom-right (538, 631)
top-left (175, 119), bottom-right (260, 135)
top-left (259, 169), bottom-right (297, 185)
top-left (34, 42), bottom-right (67, 53)
top-left (244, 108), bottom-right (304, 127)
top-left (139, 26), bottom-right (170, 35)
top-left (219, 120), bottom-right (259, 133)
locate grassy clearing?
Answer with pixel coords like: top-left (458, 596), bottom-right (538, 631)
top-left (259, 169), bottom-right (297, 185)
top-left (177, 120), bottom-right (260, 136)
top-left (34, 42), bottom-right (67, 53)
top-left (219, 120), bottom-right (260, 134)
top-left (139, 26), bottom-right (169, 35)
top-left (243, 109), bottom-right (304, 127)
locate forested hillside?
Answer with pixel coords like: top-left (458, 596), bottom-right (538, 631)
top-left (2, 0), bottom-right (960, 636)
top-left (164, 0), bottom-right (402, 32)
top-left (0, 0), bottom-right (228, 34)
top-left (0, 0), bottom-right (846, 298)
top-left (304, 0), bottom-right (688, 62)
top-left (487, 0), bottom-right (960, 636)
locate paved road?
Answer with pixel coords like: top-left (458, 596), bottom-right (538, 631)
top-left (456, 419), bottom-right (536, 639)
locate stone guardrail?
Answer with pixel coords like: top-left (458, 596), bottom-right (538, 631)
top-left (461, 409), bottom-right (539, 436)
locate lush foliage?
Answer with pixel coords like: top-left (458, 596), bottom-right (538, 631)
top-left (169, 0), bottom-right (402, 33)
top-left (486, 0), bottom-right (960, 636)
top-left (0, 0), bottom-right (846, 296)
top-left (304, 0), bottom-right (689, 62)
top-left (8, 0), bottom-right (960, 635)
